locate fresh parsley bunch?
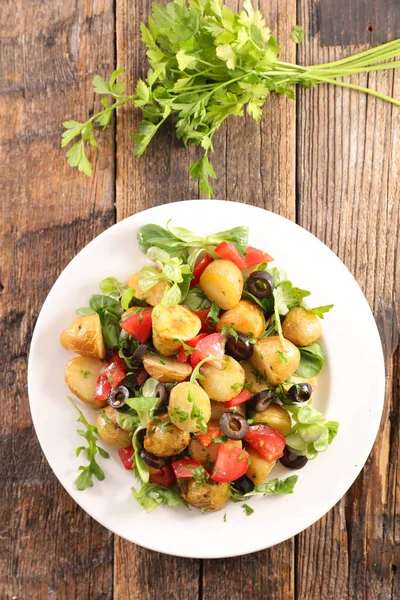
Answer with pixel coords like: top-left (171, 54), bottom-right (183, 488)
top-left (62, 0), bottom-right (400, 197)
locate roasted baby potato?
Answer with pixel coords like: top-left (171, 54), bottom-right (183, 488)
top-left (143, 353), bottom-right (192, 382)
top-left (180, 479), bottom-right (230, 511)
top-left (152, 331), bottom-right (182, 357)
top-left (282, 307), bottom-right (322, 347)
top-left (144, 413), bottom-right (191, 456)
top-left (128, 270), bottom-right (168, 307)
top-left (210, 399), bottom-right (246, 421)
top-left (168, 382), bottom-right (211, 433)
top-left (245, 444), bottom-right (275, 485)
top-left (251, 403), bottom-right (292, 437)
top-left (96, 406), bottom-right (132, 448)
top-left (200, 356), bottom-right (245, 402)
top-left (241, 360), bottom-right (270, 394)
top-left (200, 259), bottom-right (243, 310)
top-left (216, 300), bottom-right (266, 338)
top-left (152, 304), bottom-right (201, 356)
top-left (65, 356), bottom-right (105, 408)
top-left (283, 375), bottom-right (317, 393)
top-left (250, 336), bottom-right (300, 385)
top-left (60, 313), bottom-right (105, 359)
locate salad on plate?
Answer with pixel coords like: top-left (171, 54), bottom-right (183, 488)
top-left (60, 223), bottom-right (338, 514)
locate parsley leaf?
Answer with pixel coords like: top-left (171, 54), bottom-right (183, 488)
top-left (307, 304), bottom-right (334, 319)
top-left (242, 503), bottom-right (254, 516)
top-left (291, 25), bottom-right (305, 44)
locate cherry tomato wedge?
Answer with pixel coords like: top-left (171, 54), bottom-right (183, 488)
top-left (210, 442), bottom-right (249, 482)
top-left (118, 446), bottom-right (134, 470)
top-left (195, 309), bottom-right (218, 334)
top-left (94, 354), bottom-right (127, 401)
top-left (120, 309), bottom-right (152, 343)
top-left (244, 424), bottom-right (286, 462)
top-left (190, 333), bottom-right (225, 368)
top-left (244, 246), bottom-right (274, 267)
top-left (224, 389), bottom-right (252, 408)
top-left (215, 241), bottom-right (247, 270)
top-left (177, 333), bottom-right (207, 363)
top-left (149, 464), bottom-right (175, 487)
top-left (197, 425), bottom-right (224, 447)
top-left (172, 459), bottom-right (205, 479)
top-left (190, 254), bottom-right (213, 288)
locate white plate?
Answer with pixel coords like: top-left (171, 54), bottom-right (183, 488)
top-left (28, 200), bottom-right (385, 559)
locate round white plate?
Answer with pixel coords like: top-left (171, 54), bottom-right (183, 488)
top-left (28, 200), bottom-right (385, 559)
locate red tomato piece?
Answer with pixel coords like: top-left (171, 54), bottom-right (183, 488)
top-left (244, 425), bottom-right (286, 462)
top-left (190, 254), bottom-right (213, 288)
top-left (190, 333), bottom-right (225, 368)
top-left (118, 446), bottom-right (134, 470)
top-left (210, 442), bottom-right (249, 483)
top-left (224, 389), bottom-right (252, 408)
top-left (94, 354), bottom-right (127, 401)
top-left (120, 309), bottom-right (152, 343)
top-left (177, 333), bottom-right (208, 363)
top-left (244, 246), bottom-right (274, 267)
top-left (194, 309), bottom-right (218, 334)
top-left (172, 459), bottom-right (205, 479)
top-left (149, 464), bottom-right (175, 487)
top-left (136, 368), bottom-right (148, 387)
top-left (197, 425), bottom-right (224, 448)
top-left (215, 241), bottom-right (247, 270)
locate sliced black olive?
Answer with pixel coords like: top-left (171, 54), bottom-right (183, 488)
top-left (130, 343), bottom-right (148, 367)
top-left (247, 271), bottom-right (274, 299)
top-left (107, 385), bottom-right (130, 411)
top-left (154, 382), bottom-right (170, 410)
top-left (139, 449), bottom-right (168, 469)
top-left (136, 428), bottom-right (146, 446)
top-left (225, 332), bottom-right (253, 361)
top-left (279, 446), bottom-right (308, 470)
top-left (250, 389), bottom-right (276, 412)
top-left (219, 412), bottom-right (249, 440)
top-left (232, 475), bottom-right (255, 495)
top-left (287, 383), bottom-right (312, 403)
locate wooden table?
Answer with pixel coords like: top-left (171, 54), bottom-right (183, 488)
top-left (1, 1), bottom-right (399, 598)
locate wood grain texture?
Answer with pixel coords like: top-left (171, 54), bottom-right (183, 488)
top-left (114, 1), bottom-right (296, 598)
top-left (0, 1), bottom-right (115, 598)
top-left (296, 1), bottom-right (400, 598)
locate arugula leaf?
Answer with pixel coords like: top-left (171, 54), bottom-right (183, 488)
top-left (296, 343), bottom-right (325, 377)
top-left (274, 281), bottom-right (311, 316)
top-left (230, 475), bottom-right (298, 500)
top-left (307, 304), bottom-right (334, 319)
top-left (68, 397), bottom-right (109, 490)
top-left (132, 482), bottom-right (187, 513)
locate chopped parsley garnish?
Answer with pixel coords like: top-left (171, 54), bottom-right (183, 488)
top-left (242, 503), bottom-right (254, 516)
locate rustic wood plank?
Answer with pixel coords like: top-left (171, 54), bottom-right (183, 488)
top-left (0, 1), bottom-right (115, 598)
top-left (114, 0), bottom-right (296, 597)
top-left (296, 1), bottom-right (400, 598)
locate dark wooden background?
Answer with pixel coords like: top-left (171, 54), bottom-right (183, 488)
top-left (1, 1), bottom-right (399, 598)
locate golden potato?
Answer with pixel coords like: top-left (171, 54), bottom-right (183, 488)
top-left (60, 313), bottom-right (105, 359)
top-left (143, 353), bottom-right (192, 382)
top-left (152, 331), bottom-right (181, 357)
top-left (241, 360), bottom-right (270, 394)
top-left (200, 259), bottom-right (243, 310)
top-left (251, 403), bottom-right (292, 437)
top-left (282, 375), bottom-right (317, 393)
top-left (250, 336), bottom-right (300, 385)
top-left (96, 406), bottom-right (132, 448)
top-left (245, 444), bottom-right (276, 485)
top-left (152, 303), bottom-right (201, 341)
top-left (144, 413), bottom-right (190, 456)
top-left (180, 479), bottom-right (230, 511)
top-left (282, 307), bottom-right (322, 347)
top-left (128, 270), bottom-right (168, 306)
top-left (210, 399), bottom-right (246, 421)
top-left (216, 300), bottom-right (266, 338)
top-left (168, 382), bottom-right (211, 433)
top-left (65, 356), bottom-right (105, 409)
top-left (200, 356), bottom-right (245, 402)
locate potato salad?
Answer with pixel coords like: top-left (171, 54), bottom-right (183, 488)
top-left (61, 223), bottom-right (338, 514)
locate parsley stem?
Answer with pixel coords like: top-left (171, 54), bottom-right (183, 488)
top-left (309, 39), bottom-right (400, 69)
top-left (89, 94), bottom-right (136, 126)
top-left (305, 75), bottom-right (400, 106)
